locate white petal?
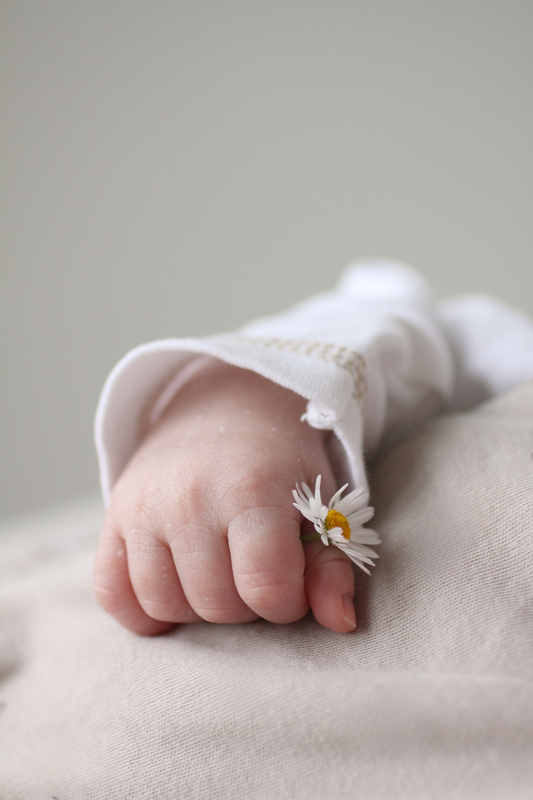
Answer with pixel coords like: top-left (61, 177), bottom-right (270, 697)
top-left (309, 498), bottom-right (323, 518)
top-left (334, 539), bottom-right (376, 564)
top-left (314, 474), bottom-right (323, 507)
top-left (348, 542), bottom-right (379, 559)
top-left (292, 488), bottom-right (306, 505)
top-left (345, 550), bottom-right (376, 568)
top-left (346, 507), bottom-right (375, 527)
top-left (334, 488), bottom-right (368, 516)
top-left (348, 557), bottom-right (371, 575)
top-left (301, 482), bottom-right (314, 500)
top-left (293, 503), bottom-right (319, 524)
top-left (350, 528), bottom-right (381, 545)
top-left (327, 527), bottom-right (348, 544)
top-left (328, 483), bottom-right (349, 509)
top-left (293, 487), bottom-right (310, 509)
top-left (332, 541), bottom-right (374, 572)
top-left (298, 485), bottom-right (313, 504)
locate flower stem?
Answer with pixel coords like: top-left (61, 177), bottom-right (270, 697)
top-left (300, 532), bottom-right (321, 542)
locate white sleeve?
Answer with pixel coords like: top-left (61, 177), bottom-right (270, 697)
top-left (439, 295), bottom-right (533, 412)
top-left (95, 260), bottom-right (454, 506)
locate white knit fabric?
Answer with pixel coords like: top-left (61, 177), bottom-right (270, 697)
top-left (95, 261), bottom-right (533, 507)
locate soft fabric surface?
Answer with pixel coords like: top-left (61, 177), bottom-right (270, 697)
top-left (1, 385), bottom-right (533, 798)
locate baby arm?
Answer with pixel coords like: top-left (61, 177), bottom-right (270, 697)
top-left (94, 260), bottom-right (457, 637)
top-left (94, 357), bottom-right (358, 635)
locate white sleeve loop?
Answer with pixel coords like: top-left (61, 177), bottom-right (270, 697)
top-left (301, 402), bottom-right (338, 429)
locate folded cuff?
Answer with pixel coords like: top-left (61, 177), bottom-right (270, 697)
top-left (95, 334), bottom-right (368, 506)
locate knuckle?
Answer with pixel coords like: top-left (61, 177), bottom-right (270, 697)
top-left (308, 548), bottom-right (353, 572)
top-left (125, 484), bottom-right (164, 536)
top-left (237, 570), bottom-right (297, 610)
top-left (227, 501), bottom-right (298, 546)
top-left (223, 471), bottom-right (292, 518)
top-left (111, 464), bottom-right (187, 531)
top-left (124, 536), bottom-right (161, 562)
top-left (127, 470), bottom-right (217, 544)
top-left (192, 597), bottom-right (253, 624)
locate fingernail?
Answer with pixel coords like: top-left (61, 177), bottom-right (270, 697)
top-left (342, 593), bottom-right (356, 630)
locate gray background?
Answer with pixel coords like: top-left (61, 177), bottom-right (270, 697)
top-left (1, 0), bottom-right (532, 521)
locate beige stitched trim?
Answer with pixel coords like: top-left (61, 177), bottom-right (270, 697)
top-left (230, 335), bottom-right (366, 406)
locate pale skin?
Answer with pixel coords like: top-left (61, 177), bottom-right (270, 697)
top-left (94, 358), bottom-right (358, 635)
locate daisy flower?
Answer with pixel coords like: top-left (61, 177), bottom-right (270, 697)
top-left (293, 475), bottom-right (380, 575)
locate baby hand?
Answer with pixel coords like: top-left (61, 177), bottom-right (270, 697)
top-left (94, 358), bottom-right (358, 635)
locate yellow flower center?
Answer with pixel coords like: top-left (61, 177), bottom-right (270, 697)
top-left (325, 509), bottom-right (351, 540)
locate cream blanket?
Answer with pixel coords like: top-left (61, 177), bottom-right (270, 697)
top-left (1, 383), bottom-right (532, 798)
